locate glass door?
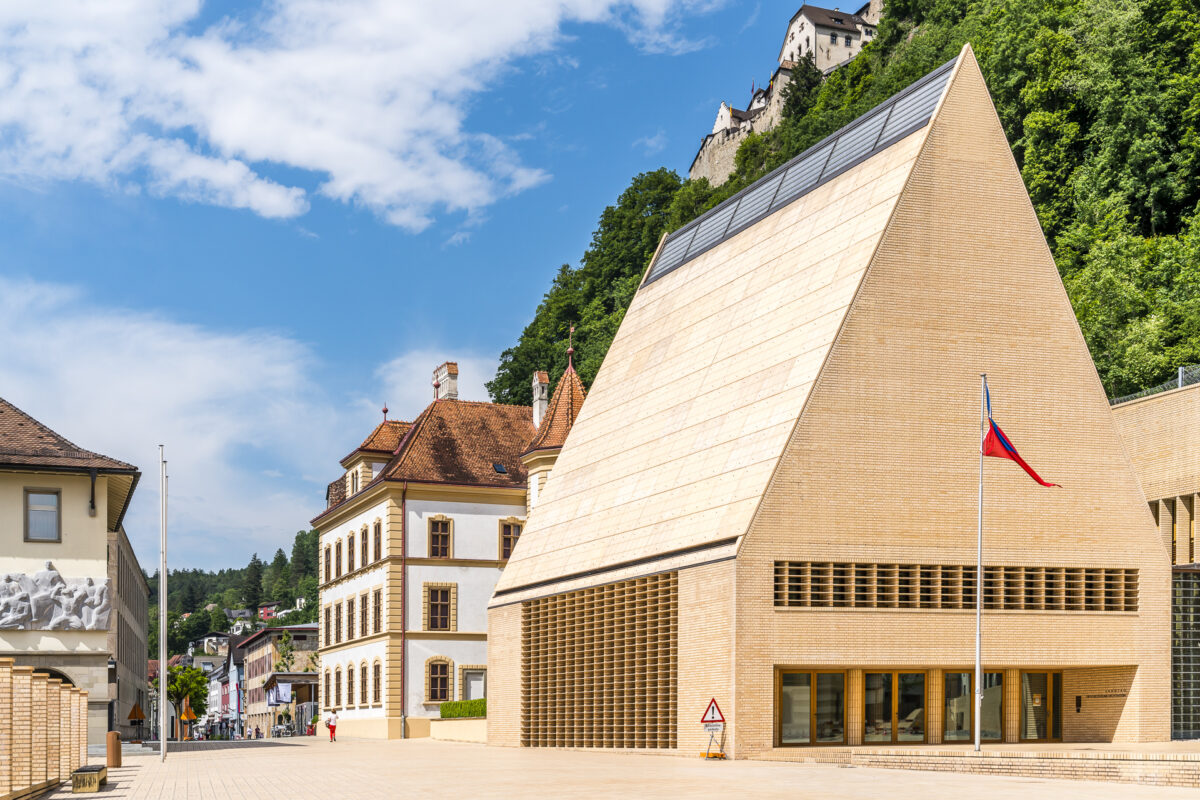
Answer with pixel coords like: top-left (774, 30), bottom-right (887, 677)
top-left (777, 670), bottom-right (845, 745)
top-left (864, 671), bottom-right (926, 744)
top-left (1020, 671), bottom-right (1062, 741)
top-left (944, 671), bottom-right (1003, 742)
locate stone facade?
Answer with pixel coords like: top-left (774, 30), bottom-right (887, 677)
top-left (488, 48), bottom-right (1171, 756)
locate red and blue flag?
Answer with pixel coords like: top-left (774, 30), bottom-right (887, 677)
top-left (982, 382), bottom-right (1060, 488)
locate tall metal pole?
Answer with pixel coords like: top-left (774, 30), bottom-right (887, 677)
top-left (159, 446), bottom-right (168, 761)
top-left (975, 375), bottom-right (986, 752)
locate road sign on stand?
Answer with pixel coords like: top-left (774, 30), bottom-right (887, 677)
top-left (700, 699), bottom-right (726, 759)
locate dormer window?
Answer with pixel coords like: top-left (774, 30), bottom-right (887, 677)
top-left (832, 16), bottom-right (843, 24)
top-left (493, 462), bottom-right (508, 474)
top-left (351, 470), bottom-right (359, 494)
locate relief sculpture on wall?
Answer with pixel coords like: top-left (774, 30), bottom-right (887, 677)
top-left (0, 561), bottom-right (111, 630)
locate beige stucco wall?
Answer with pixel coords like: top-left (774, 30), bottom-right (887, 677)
top-left (732, 52), bottom-right (1170, 754)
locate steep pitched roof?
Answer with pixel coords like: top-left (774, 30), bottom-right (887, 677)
top-left (524, 364), bottom-right (587, 455)
top-left (491, 55), bottom-right (959, 604)
top-left (382, 400), bottom-right (534, 488)
top-left (340, 418), bottom-right (412, 465)
top-left (0, 396), bottom-right (136, 472)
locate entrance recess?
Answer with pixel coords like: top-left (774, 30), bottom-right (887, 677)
top-left (1020, 671), bottom-right (1062, 741)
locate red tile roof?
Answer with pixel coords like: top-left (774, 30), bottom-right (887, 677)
top-left (341, 419), bottom-right (412, 465)
top-left (0, 396), bottom-right (137, 473)
top-left (524, 364), bottom-right (586, 455)
top-left (381, 399), bottom-right (534, 488)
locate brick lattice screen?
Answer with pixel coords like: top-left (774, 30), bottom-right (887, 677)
top-left (774, 563), bottom-right (1138, 612)
top-left (521, 572), bottom-right (678, 748)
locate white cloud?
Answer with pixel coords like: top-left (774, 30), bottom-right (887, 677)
top-left (633, 128), bottom-right (669, 155)
top-left (0, 276), bottom-right (498, 570)
top-left (0, 0), bottom-right (715, 231)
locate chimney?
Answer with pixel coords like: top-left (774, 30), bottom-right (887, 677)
top-left (432, 361), bottom-right (459, 400)
top-left (532, 371), bottom-right (550, 428)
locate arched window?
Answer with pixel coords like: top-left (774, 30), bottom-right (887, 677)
top-left (361, 527), bottom-right (369, 565)
top-left (426, 656), bottom-right (453, 703)
top-left (334, 669), bottom-right (342, 709)
top-left (361, 663), bottom-right (368, 705)
top-left (373, 662), bottom-right (382, 704)
top-left (346, 665), bottom-right (354, 707)
top-left (347, 533), bottom-right (355, 572)
top-left (324, 545), bottom-right (331, 582)
top-left (374, 521), bottom-right (382, 561)
top-left (335, 541), bottom-right (343, 577)
top-left (324, 670), bottom-right (331, 710)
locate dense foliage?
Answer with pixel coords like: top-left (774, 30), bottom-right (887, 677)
top-left (489, 0), bottom-right (1200, 401)
top-left (147, 529), bottom-right (320, 657)
top-left (439, 698), bottom-right (487, 719)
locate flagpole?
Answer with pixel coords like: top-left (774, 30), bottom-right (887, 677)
top-left (975, 375), bottom-right (986, 753)
top-left (159, 446), bottom-right (168, 762)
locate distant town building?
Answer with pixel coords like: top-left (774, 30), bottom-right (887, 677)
top-left (691, 3), bottom-right (881, 187)
top-left (314, 359), bottom-right (584, 738)
top-left (0, 396), bottom-right (149, 745)
top-left (241, 624), bottom-right (317, 737)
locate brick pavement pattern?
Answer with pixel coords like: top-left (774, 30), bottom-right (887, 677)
top-left (42, 738), bottom-right (1200, 800)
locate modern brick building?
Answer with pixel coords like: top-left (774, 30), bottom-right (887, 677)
top-left (487, 46), bottom-right (1171, 757)
top-left (1111, 378), bottom-right (1200, 739)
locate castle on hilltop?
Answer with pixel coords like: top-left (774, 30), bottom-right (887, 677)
top-left (690, 2), bottom-right (882, 186)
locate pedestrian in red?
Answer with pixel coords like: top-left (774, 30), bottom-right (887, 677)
top-left (325, 709), bottom-right (337, 742)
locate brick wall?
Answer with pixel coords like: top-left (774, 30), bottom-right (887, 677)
top-left (0, 659), bottom-right (83, 796)
top-left (486, 603), bottom-right (521, 746)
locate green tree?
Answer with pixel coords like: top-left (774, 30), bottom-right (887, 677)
top-left (242, 554), bottom-right (263, 614)
top-left (154, 665), bottom-right (208, 729)
top-left (207, 606), bottom-right (230, 634)
top-left (781, 52), bottom-right (825, 121)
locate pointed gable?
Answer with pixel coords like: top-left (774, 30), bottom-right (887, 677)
top-left (492, 60), bottom-right (956, 603)
top-left (524, 364), bottom-right (587, 455)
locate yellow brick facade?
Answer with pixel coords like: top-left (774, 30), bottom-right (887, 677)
top-left (0, 657), bottom-right (85, 797)
top-left (487, 46), bottom-right (1171, 755)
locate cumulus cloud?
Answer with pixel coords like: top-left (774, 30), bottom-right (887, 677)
top-left (0, 276), bottom-right (496, 570)
top-left (633, 128), bottom-right (669, 155)
top-left (0, 0), bottom-right (714, 231)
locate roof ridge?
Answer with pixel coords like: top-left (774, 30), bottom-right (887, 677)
top-left (0, 396), bottom-right (137, 471)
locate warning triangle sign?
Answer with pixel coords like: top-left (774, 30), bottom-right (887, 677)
top-left (700, 698), bottom-right (725, 723)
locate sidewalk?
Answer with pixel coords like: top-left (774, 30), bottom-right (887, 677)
top-left (46, 737), bottom-right (1200, 799)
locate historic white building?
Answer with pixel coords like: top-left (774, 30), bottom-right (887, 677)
top-left (314, 361), bottom-right (585, 738)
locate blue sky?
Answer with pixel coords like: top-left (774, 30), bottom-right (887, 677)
top-left (0, 0), bottom-right (797, 571)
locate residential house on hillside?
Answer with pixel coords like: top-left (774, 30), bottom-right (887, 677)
top-left (242, 624), bottom-right (317, 737)
top-left (314, 358), bottom-right (585, 738)
top-left (0, 396), bottom-right (149, 745)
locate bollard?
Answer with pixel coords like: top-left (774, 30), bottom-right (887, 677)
top-left (105, 731), bottom-right (121, 768)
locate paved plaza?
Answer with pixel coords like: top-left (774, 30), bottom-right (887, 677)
top-left (46, 738), bottom-right (1200, 799)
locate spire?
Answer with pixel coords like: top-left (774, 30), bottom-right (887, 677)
top-left (382, 403), bottom-right (389, 421)
top-left (567, 325), bottom-right (575, 370)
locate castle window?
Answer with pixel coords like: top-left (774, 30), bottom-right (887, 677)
top-left (829, 31), bottom-right (836, 44)
top-left (361, 529), bottom-right (369, 565)
top-left (500, 519), bottom-right (523, 560)
top-left (845, 34), bottom-right (852, 46)
top-left (429, 517), bottom-right (452, 558)
top-left (324, 546), bottom-right (331, 582)
top-left (374, 521), bottom-right (382, 561)
top-left (427, 657), bottom-right (452, 703)
top-left (347, 533), bottom-right (355, 572)
top-left (335, 541), bottom-right (342, 577)
top-left (424, 583), bottom-right (457, 632)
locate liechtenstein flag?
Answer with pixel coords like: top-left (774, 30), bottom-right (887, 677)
top-left (982, 381), bottom-right (1061, 487)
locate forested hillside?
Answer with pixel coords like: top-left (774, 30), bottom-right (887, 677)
top-left (147, 529), bottom-right (319, 656)
top-left (488, 0), bottom-right (1200, 402)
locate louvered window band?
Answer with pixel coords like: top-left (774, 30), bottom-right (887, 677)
top-left (773, 562), bottom-right (1139, 612)
top-left (521, 572), bottom-right (678, 748)
top-left (645, 58), bottom-right (956, 286)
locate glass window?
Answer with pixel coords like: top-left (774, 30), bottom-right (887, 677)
top-left (429, 661), bottom-right (449, 702)
top-left (829, 31), bottom-right (837, 44)
top-left (374, 522), bottom-right (382, 561)
top-left (346, 598), bottom-right (354, 641)
top-left (361, 533), bottom-right (368, 566)
top-left (501, 522), bottom-right (522, 559)
top-left (897, 673), bottom-right (925, 742)
top-left (373, 590), bottom-right (382, 634)
top-left (943, 672), bottom-right (972, 742)
top-left (779, 672), bottom-right (812, 744)
top-left (373, 663), bottom-right (382, 703)
top-left (430, 519), bottom-right (451, 558)
top-left (347, 534), bottom-right (355, 572)
top-left (815, 673), bottom-right (845, 743)
top-left (845, 34), bottom-right (852, 46)
top-left (428, 588), bottom-right (450, 631)
top-left (981, 672), bottom-right (1004, 740)
top-left (346, 667), bottom-right (354, 707)
top-left (863, 672), bottom-right (892, 742)
top-left (25, 490), bottom-right (60, 542)
top-left (361, 664), bottom-right (368, 705)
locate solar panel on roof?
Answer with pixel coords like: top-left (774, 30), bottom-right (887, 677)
top-left (644, 57), bottom-right (956, 286)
